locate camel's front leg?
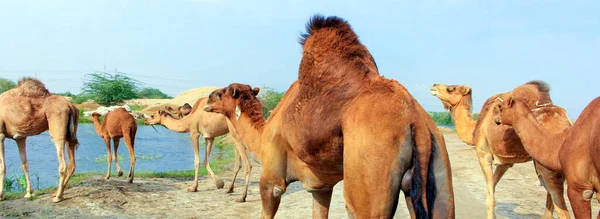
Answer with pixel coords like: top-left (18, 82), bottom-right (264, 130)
top-left (204, 138), bottom-right (224, 189)
top-left (567, 182), bottom-right (593, 219)
top-left (311, 189), bottom-right (333, 219)
top-left (259, 144), bottom-right (287, 219)
top-left (112, 138), bottom-right (124, 177)
top-left (0, 133), bottom-right (6, 200)
top-left (226, 148), bottom-right (242, 194)
top-left (535, 162), bottom-right (570, 219)
top-left (104, 138), bottom-right (112, 180)
top-left (15, 138), bottom-right (34, 198)
top-left (188, 132), bottom-right (201, 192)
top-left (236, 143), bottom-right (252, 203)
top-left (476, 148), bottom-right (497, 219)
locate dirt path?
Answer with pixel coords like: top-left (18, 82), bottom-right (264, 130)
top-left (1, 133), bottom-right (598, 218)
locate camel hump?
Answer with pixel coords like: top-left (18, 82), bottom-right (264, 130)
top-left (299, 15), bottom-right (353, 45)
top-left (16, 77), bottom-right (50, 97)
top-left (525, 80), bottom-right (551, 93)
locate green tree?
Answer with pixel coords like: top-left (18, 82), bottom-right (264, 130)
top-left (137, 87), bottom-right (172, 99)
top-left (81, 72), bottom-right (141, 106)
top-left (257, 86), bottom-right (284, 119)
top-left (0, 77), bottom-right (16, 94)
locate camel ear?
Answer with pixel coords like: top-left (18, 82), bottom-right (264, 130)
top-left (229, 87), bottom-right (240, 98)
top-left (461, 87), bottom-right (471, 95)
top-left (252, 87), bottom-right (260, 96)
top-left (507, 98), bottom-right (515, 108)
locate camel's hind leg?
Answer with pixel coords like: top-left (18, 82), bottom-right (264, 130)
top-left (48, 134), bottom-right (68, 203)
top-left (535, 162), bottom-right (570, 219)
top-left (204, 138), bottom-right (224, 189)
top-left (63, 141), bottom-right (77, 188)
top-left (0, 133), bottom-right (6, 200)
top-left (15, 138), bottom-right (34, 198)
top-left (312, 189), bottom-right (333, 218)
top-left (112, 138), bottom-right (124, 177)
top-left (123, 128), bottom-right (136, 183)
top-left (236, 142), bottom-right (252, 202)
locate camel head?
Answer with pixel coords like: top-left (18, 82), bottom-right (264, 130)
top-left (494, 97), bottom-right (531, 126)
top-left (180, 103), bottom-right (193, 116)
top-left (144, 110), bottom-right (171, 125)
top-left (430, 84), bottom-right (472, 109)
top-left (90, 112), bottom-right (102, 119)
top-left (204, 83), bottom-right (260, 119)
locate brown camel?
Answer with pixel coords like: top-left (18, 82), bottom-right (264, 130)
top-left (145, 97), bottom-right (254, 202)
top-left (495, 96), bottom-right (600, 219)
top-left (0, 78), bottom-right (79, 203)
top-left (90, 108), bottom-right (137, 183)
top-left (430, 81), bottom-right (572, 218)
top-left (204, 15), bottom-right (454, 218)
top-left (165, 103), bottom-right (193, 118)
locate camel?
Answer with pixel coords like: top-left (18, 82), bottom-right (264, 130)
top-left (0, 78), bottom-right (79, 203)
top-left (430, 81), bottom-right (572, 218)
top-left (144, 97), bottom-right (254, 202)
top-left (204, 15), bottom-right (454, 218)
top-left (494, 96), bottom-right (600, 219)
top-left (90, 108), bottom-right (137, 183)
top-left (165, 103), bottom-right (193, 118)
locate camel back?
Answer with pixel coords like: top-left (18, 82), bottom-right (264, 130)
top-left (15, 77), bottom-right (50, 98)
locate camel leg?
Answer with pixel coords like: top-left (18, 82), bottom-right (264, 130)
top-left (204, 138), bottom-right (224, 189)
top-left (476, 149), bottom-right (496, 219)
top-left (188, 133), bottom-right (201, 192)
top-left (312, 189), bottom-right (333, 219)
top-left (227, 147), bottom-right (241, 194)
top-left (0, 134), bottom-right (6, 200)
top-left (567, 183), bottom-right (592, 219)
top-left (104, 138), bottom-right (112, 180)
top-left (63, 141), bottom-right (77, 188)
top-left (536, 162), bottom-right (570, 219)
top-left (492, 164), bottom-right (511, 187)
top-left (236, 143), bottom-right (252, 203)
top-left (113, 138), bottom-right (124, 177)
top-left (50, 137), bottom-right (68, 203)
top-left (123, 132), bottom-right (136, 183)
top-left (259, 143), bottom-right (287, 219)
top-left (15, 138), bottom-right (34, 198)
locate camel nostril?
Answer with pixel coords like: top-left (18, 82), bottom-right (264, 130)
top-left (433, 84), bottom-right (438, 86)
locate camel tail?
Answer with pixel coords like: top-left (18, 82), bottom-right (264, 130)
top-left (409, 131), bottom-right (436, 219)
top-left (67, 106), bottom-right (80, 149)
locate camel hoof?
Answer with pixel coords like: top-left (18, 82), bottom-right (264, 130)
top-left (215, 179), bottom-right (225, 189)
top-left (187, 187), bottom-right (198, 192)
top-left (235, 197), bottom-right (246, 203)
top-left (128, 178), bottom-right (133, 183)
top-left (24, 193), bottom-right (32, 199)
top-left (118, 171), bottom-right (124, 177)
top-left (226, 188), bottom-right (234, 194)
top-left (0, 194), bottom-right (4, 201)
top-left (52, 197), bottom-right (63, 203)
top-left (105, 176), bottom-right (110, 180)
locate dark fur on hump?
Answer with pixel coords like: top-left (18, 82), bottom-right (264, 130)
top-left (16, 77), bottom-right (50, 97)
top-left (526, 80), bottom-right (550, 93)
top-left (298, 14), bottom-right (378, 85)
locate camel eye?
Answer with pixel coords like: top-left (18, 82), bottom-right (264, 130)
top-left (446, 87), bottom-right (455, 92)
top-left (217, 92), bottom-right (222, 99)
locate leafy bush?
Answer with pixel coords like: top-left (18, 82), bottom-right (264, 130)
top-left (258, 87), bottom-right (284, 119)
top-left (137, 87), bottom-right (172, 99)
top-left (81, 72), bottom-right (141, 106)
top-left (0, 77), bottom-right (16, 94)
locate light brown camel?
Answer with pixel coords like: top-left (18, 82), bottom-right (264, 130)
top-left (495, 96), bottom-right (600, 219)
top-left (90, 108), bottom-right (137, 183)
top-left (165, 103), bottom-right (193, 118)
top-left (430, 81), bottom-right (572, 218)
top-left (0, 78), bottom-right (79, 203)
top-left (145, 97), bottom-right (254, 202)
top-left (204, 15), bottom-right (454, 218)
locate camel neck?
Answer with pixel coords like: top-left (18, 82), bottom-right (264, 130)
top-left (511, 110), bottom-right (565, 171)
top-left (160, 115), bottom-right (190, 133)
top-left (232, 114), bottom-right (265, 161)
top-left (449, 97), bottom-right (476, 145)
top-left (91, 117), bottom-right (104, 137)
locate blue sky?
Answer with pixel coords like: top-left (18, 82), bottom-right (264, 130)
top-left (0, 0), bottom-right (598, 119)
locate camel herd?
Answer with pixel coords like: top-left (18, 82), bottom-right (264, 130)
top-left (0, 14), bottom-right (598, 218)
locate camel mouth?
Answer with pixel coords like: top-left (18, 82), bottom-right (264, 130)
top-left (429, 88), bottom-right (438, 96)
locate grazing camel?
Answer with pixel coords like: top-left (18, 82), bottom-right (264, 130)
top-left (430, 81), bottom-right (572, 218)
top-left (204, 15), bottom-right (454, 218)
top-left (494, 96), bottom-right (600, 219)
top-left (0, 78), bottom-right (79, 203)
top-left (90, 108), bottom-right (138, 183)
top-left (145, 97), bottom-right (253, 202)
top-left (165, 103), bottom-right (193, 118)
